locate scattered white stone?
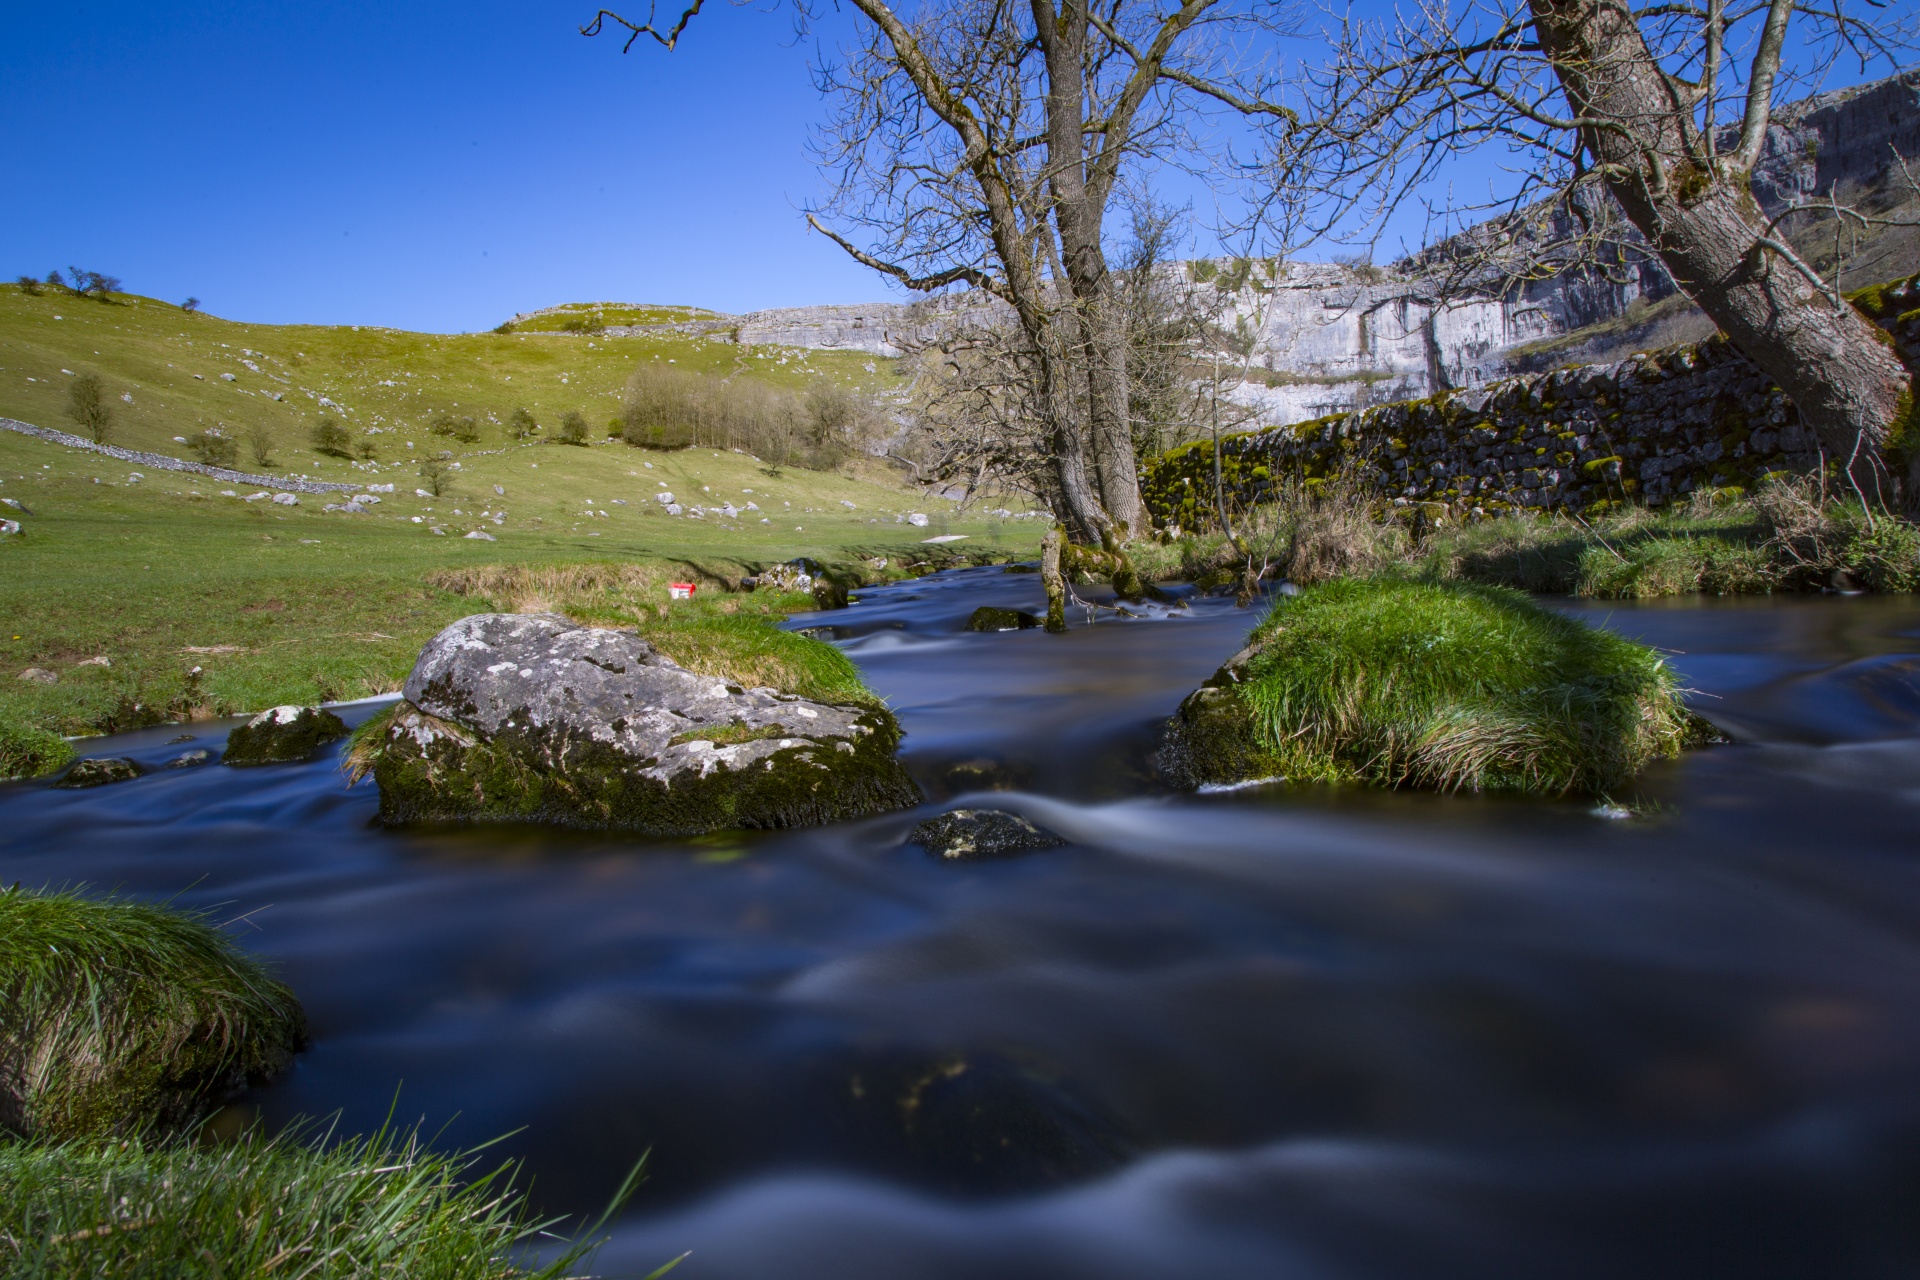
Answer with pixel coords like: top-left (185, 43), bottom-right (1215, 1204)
top-left (220, 489), bottom-right (237, 497)
top-left (127, 473), bottom-right (143, 482)
top-left (367, 483), bottom-right (395, 493)
top-left (430, 526), bottom-right (446, 535)
top-left (0, 519), bottom-right (20, 536)
top-left (353, 493), bottom-right (381, 504)
top-left (244, 491), bottom-right (268, 501)
top-left (840, 500), bottom-right (856, 508)
top-left (272, 493), bottom-right (298, 506)
top-left (411, 516), bottom-right (423, 523)
top-left (493, 484), bottom-right (504, 496)
top-left (16, 667), bottom-right (57, 683)
top-left (464, 530), bottom-right (496, 540)
top-left (120, 392), bottom-right (134, 403)
top-left (921, 534), bottom-right (968, 543)
top-left (654, 491), bottom-right (675, 504)
top-left (907, 512), bottom-right (930, 527)
top-left (73, 655), bottom-right (111, 668)
top-left (220, 372), bottom-right (236, 382)
top-left (173, 436), bottom-right (188, 443)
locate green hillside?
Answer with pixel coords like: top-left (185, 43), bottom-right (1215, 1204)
top-left (0, 285), bottom-right (1037, 773)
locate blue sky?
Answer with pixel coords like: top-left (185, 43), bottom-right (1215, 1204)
top-left (2, 1), bottom-right (891, 331)
top-left (1, 3), bottom-right (1900, 333)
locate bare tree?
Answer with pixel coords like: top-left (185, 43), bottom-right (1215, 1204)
top-left (584, 0), bottom-right (1301, 542)
top-left (1283, 0), bottom-right (1918, 503)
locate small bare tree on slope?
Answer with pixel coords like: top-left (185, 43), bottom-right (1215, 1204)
top-left (1282, 0), bottom-right (1919, 505)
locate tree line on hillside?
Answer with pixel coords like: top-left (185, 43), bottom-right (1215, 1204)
top-left (586, 0), bottom-right (1920, 533)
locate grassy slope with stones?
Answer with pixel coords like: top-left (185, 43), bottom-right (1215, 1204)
top-left (0, 287), bottom-right (1038, 775)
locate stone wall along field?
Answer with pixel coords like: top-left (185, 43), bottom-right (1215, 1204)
top-left (1142, 274), bottom-right (1920, 529)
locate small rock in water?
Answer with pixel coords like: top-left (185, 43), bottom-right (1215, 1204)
top-left (911, 808), bottom-right (1066, 860)
top-left (1591, 803), bottom-right (1633, 820)
top-left (166, 749), bottom-right (213, 769)
top-left (55, 757), bottom-right (143, 789)
top-left (223, 704), bottom-right (350, 767)
top-left (16, 668), bottom-right (57, 684)
top-left (966, 606), bottom-right (1040, 633)
top-left (167, 733), bottom-right (197, 744)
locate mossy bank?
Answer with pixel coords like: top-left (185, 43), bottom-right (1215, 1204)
top-left (1161, 578), bottom-right (1703, 797)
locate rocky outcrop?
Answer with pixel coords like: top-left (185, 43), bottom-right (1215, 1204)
top-left (366, 613), bottom-right (920, 834)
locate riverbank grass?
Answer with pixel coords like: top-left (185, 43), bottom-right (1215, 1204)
top-left (1164, 578), bottom-right (1695, 796)
top-left (0, 886), bottom-right (305, 1141)
top-left (0, 1125), bottom-right (646, 1280)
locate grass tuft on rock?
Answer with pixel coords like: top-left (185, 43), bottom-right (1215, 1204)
top-left (0, 1124), bottom-right (652, 1280)
top-left (1165, 578), bottom-right (1696, 796)
top-left (0, 886), bottom-right (305, 1141)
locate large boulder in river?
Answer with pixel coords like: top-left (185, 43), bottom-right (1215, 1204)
top-left (365, 613), bottom-right (921, 834)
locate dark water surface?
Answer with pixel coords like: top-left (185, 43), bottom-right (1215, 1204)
top-left (6, 569), bottom-right (1920, 1278)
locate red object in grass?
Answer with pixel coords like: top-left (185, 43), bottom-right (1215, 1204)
top-left (668, 582), bottom-right (697, 600)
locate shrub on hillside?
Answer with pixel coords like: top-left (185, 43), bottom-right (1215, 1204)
top-left (507, 406), bottom-right (540, 440)
top-left (556, 410), bottom-right (591, 446)
top-left (187, 429), bottom-right (238, 468)
top-left (429, 412), bottom-right (481, 444)
top-left (356, 433), bottom-right (379, 461)
top-left (15, 274), bottom-right (41, 296)
top-left (560, 313), bottom-right (605, 334)
top-left (65, 373), bottom-right (111, 444)
top-left (310, 417), bottom-right (353, 458)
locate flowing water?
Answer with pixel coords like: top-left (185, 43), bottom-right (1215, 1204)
top-left (6, 568), bottom-right (1920, 1278)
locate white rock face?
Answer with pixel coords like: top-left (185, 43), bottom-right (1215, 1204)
top-left (271, 493), bottom-right (298, 506)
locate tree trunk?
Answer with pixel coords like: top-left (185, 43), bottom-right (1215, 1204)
top-left (1041, 525), bottom-right (1068, 632)
top-left (1528, 0), bottom-right (1913, 501)
top-left (1034, 0), bottom-right (1145, 538)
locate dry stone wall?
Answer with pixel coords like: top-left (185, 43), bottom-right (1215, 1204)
top-left (1142, 275), bottom-right (1920, 530)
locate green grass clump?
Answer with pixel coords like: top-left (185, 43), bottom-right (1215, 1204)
top-left (0, 886), bottom-right (305, 1141)
top-left (0, 1125), bottom-right (653, 1280)
top-left (0, 716), bottom-right (74, 779)
top-left (1171, 579), bottom-right (1693, 796)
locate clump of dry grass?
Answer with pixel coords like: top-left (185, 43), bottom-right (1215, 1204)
top-left (0, 886), bottom-right (305, 1142)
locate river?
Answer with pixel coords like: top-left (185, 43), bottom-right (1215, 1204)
top-left (5, 567), bottom-right (1919, 1278)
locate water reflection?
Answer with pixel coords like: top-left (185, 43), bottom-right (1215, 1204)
top-left (2, 572), bottom-right (1919, 1277)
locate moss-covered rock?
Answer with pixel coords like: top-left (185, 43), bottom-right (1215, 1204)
top-left (1160, 578), bottom-right (1699, 796)
top-left (966, 606), bottom-right (1041, 632)
top-left (222, 704), bottom-right (349, 767)
top-left (360, 613), bottom-right (920, 834)
top-left (52, 756), bottom-right (143, 788)
top-left (0, 886), bottom-right (305, 1141)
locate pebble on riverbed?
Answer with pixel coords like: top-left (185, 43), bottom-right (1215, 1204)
top-left (911, 809), bottom-right (1067, 860)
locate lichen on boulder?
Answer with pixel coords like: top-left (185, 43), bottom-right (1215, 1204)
top-left (359, 612), bottom-right (921, 834)
top-left (222, 705), bottom-right (349, 767)
top-left (1161, 578), bottom-right (1702, 796)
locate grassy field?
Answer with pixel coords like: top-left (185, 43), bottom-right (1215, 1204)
top-left (0, 286), bottom-right (1039, 774)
